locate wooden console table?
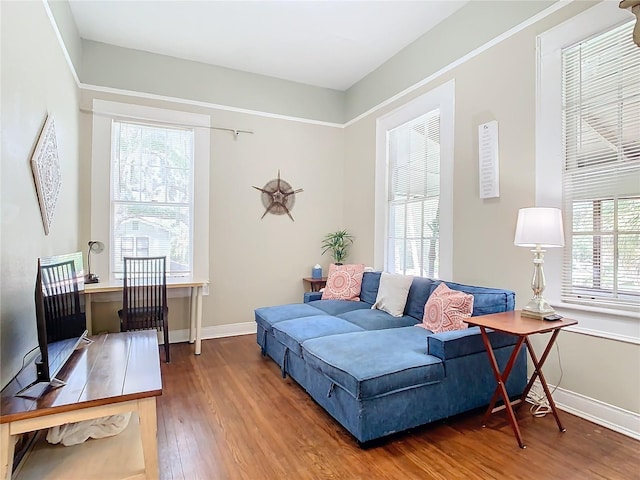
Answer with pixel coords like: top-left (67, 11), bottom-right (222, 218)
top-left (0, 331), bottom-right (162, 479)
top-left (467, 310), bottom-right (577, 448)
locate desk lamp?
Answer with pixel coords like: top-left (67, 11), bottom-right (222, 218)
top-left (514, 207), bottom-right (564, 319)
top-left (85, 240), bottom-right (104, 284)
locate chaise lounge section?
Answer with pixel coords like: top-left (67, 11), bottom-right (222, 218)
top-left (255, 272), bottom-right (526, 444)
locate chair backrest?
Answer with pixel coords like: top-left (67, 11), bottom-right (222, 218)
top-left (39, 260), bottom-right (84, 342)
top-left (122, 256), bottom-right (167, 330)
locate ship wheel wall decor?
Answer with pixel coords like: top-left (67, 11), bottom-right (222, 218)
top-left (252, 170), bottom-right (303, 221)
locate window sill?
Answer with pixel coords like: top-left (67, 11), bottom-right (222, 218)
top-left (550, 301), bottom-right (640, 345)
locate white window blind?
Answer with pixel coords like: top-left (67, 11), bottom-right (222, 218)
top-left (561, 20), bottom-right (640, 311)
top-left (387, 109), bottom-right (441, 277)
top-left (111, 120), bottom-right (194, 277)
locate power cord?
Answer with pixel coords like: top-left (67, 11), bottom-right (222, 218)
top-left (7, 345), bottom-right (39, 387)
top-left (525, 342), bottom-right (563, 418)
top-left (526, 385), bottom-right (553, 417)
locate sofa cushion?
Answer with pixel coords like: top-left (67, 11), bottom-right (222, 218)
top-left (443, 281), bottom-right (515, 317)
top-left (427, 327), bottom-right (518, 360)
top-left (255, 303), bottom-right (324, 332)
top-left (302, 327), bottom-right (444, 399)
top-left (337, 309), bottom-right (417, 331)
top-left (321, 263), bottom-right (365, 301)
top-left (372, 273), bottom-right (413, 317)
top-left (420, 282), bottom-right (473, 333)
top-left (272, 316), bottom-right (365, 356)
top-left (360, 271), bottom-right (382, 305)
top-left (303, 291), bottom-right (323, 303)
top-left (306, 299), bottom-right (372, 316)
top-left (403, 276), bottom-right (439, 320)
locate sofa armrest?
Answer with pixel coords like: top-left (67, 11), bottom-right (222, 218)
top-left (304, 292), bottom-right (323, 303)
top-left (427, 326), bottom-right (519, 360)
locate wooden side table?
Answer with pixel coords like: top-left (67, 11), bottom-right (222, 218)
top-left (302, 277), bottom-right (327, 292)
top-left (467, 310), bottom-right (577, 448)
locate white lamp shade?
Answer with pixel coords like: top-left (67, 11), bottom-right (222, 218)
top-left (514, 207), bottom-right (565, 247)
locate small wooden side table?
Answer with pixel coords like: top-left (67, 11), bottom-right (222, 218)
top-left (302, 277), bottom-right (327, 292)
top-left (467, 310), bottom-right (577, 448)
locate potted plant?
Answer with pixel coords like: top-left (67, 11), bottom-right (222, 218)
top-left (321, 230), bottom-right (353, 264)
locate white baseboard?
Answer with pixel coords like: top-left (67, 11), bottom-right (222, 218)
top-left (533, 380), bottom-right (640, 441)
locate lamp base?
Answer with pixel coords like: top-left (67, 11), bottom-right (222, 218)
top-left (85, 273), bottom-right (100, 284)
top-left (520, 297), bottom-right (555, 319)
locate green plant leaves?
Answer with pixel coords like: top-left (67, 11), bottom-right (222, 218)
top-left (321, 230), bottom-right (353, 263)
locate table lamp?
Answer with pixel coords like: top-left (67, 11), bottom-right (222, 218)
top-left (514, 207), bottom-right (564, 319)
top-left (85, 240), bottom-right (104, 284)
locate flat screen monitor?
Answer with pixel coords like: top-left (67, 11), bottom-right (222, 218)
top-left (31, 252), bottom-right (88, 391)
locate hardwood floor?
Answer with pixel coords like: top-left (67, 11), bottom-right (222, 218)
top-left (158, 335), bottom-right (639, 480)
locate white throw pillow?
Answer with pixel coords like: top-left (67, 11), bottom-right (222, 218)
top-left (371, 273), bottom-right (413, 317)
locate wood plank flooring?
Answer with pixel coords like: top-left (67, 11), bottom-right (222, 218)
top-left (157, 335), bottom-right (640, 480)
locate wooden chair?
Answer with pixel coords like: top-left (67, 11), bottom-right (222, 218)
top-left (118, 256), bottom-right (170, 362)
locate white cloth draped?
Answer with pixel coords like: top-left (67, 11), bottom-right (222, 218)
top-left (46, 412), bottom-right (132, 446)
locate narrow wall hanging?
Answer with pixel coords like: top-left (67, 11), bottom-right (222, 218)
top-left (478, 120), bottom-right (500, 199)
top-left (252, 170), bottom-right (303, 221)
top-left (31, 115), bottom-right (61, 235)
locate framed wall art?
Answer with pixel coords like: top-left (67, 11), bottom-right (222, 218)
top-left (31, 114), bottom-right (61, 235)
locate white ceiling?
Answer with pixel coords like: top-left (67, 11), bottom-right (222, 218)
top-left (68, 1), bottom-right (468, 91)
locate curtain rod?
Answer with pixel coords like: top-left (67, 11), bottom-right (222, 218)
top-left (79, 108), bottom-right (254, 137)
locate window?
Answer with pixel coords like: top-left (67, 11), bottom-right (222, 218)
top-left (561, 20), bottom-right (640, 311)
top-left (120, 236), bottom-right (149, 260)
top-left (375, 80), bottom-right (454, 279)
top-left (111, 120), bottom-right (193, 276)
top-left (387, 111), bottom-right (441, 277)
top-left (537, 2), bottom-right (639, 339)
top-left (91, 100), bottom-right (210, 281)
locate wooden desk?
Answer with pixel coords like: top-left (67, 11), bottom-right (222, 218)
top-left (302, 277), bottom-right (327, 292)
top-left (467, 310), bottom-right (577, 448)
top-left (85, 277), bottom-right (208, 355)
top-left (0, 331), bottom-right (162, 480)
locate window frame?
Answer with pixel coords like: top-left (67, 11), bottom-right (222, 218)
top-left (91, 99), bottom-right (211, 281)
top-left (536, 2), bottom-right (639, 342)
top-left (375, 80), bottom-right (454, 279)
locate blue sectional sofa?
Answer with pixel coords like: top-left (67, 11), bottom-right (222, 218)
top-left (255, 272), bottom-right (526, 444)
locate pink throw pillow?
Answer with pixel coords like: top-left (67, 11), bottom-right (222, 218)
top-left (321, 264), bottom-right (365, 301)
top-left (418, 282), bottom-right (474, 333)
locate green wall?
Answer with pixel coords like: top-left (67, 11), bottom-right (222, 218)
top-left (1, 0), bottom-right (81, 387)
